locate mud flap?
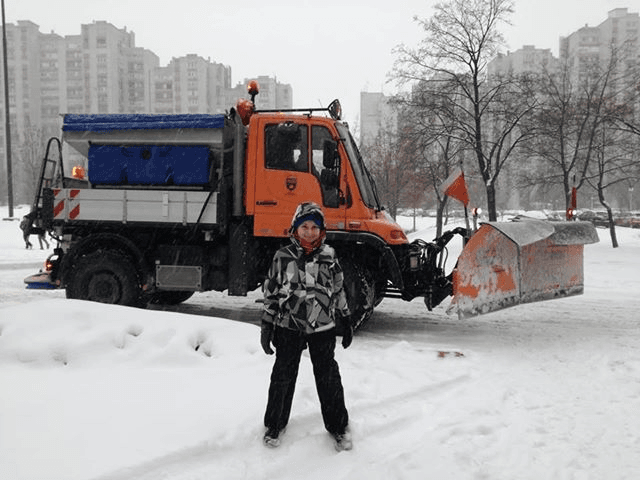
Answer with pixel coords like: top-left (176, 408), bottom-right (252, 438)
top-left (448, 218), bottom-right (599, 318)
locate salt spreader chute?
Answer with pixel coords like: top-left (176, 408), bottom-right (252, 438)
top-left (448, 217), bottom-right (599, 318)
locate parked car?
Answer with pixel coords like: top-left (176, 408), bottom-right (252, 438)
top-left (613, 213), bottom-right (640, 228)
top-left (545, 211), bottom-right (564, 221)
top-left (577, 210), bottom-right (609, 227)
top-left (614, 214), bottom-right (631, 227)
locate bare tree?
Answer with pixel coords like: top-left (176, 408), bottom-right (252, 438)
top-left (393, 0), bottom-right (536, 221)
top-left (525, 41), bottom-right (640, 246)
top-left (587, 124), bottom-right (637, 247)
top-left (363, 121), bottom-right (419, 220)
top-left (586, 70), bottom-right (640, 247)
top-left (524, 59), bottom-right (609, 216)
top-left (401, 84), bottom-right (468, 236)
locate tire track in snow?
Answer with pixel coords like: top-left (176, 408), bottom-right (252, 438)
top-left (88, 371), bottom-right (473, 480)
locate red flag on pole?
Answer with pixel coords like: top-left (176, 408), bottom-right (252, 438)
top-left (439, 167), bottom-right (469, 206)
top-left (567, 186), bottom-right (577, 220)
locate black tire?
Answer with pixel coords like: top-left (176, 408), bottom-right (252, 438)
top-left (66, 251), bottom-right (142, 307)
top-left (148, 290), bottom-right (194, 305)
top-left (342, 260), bottom-right (375, 330)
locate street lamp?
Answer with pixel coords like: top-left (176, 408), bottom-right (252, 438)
top-left (630, 187), bottom-right (634, 212)
top-left (1, 0), bottom-right (14, 218)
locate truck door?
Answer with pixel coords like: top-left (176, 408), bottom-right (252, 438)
top-left (253, 119), bottom-right (346, 237)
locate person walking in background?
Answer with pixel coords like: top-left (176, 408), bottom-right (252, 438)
top-left (19, 214), bottom-right (33, 249)
top-left (260, 202), bottom-right (354, 451)
top-left (37, 231), bottom-right (49, 250)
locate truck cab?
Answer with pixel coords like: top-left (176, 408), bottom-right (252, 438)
top-left (244, 108), bottom-right (408, 245)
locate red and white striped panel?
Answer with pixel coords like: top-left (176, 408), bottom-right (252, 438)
top-left (53, 189), bottom-right (81, 220)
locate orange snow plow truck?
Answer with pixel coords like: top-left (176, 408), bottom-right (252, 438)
top-left (24, 83), bottom-right (598, 325)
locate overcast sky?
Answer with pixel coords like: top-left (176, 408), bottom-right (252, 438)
top-left (4, 0), bottom-right (632, 126)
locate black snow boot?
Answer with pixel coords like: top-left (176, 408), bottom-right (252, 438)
top-left (331, 428), bottom-right (353, 451)
top-left (263, 427), bottom-right (283, 448)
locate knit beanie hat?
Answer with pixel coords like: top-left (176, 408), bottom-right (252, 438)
top-left (290, 202), bottom-right (325, 232)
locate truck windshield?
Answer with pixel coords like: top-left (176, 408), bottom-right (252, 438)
top-left (336, 123), bottom-right (381, 210)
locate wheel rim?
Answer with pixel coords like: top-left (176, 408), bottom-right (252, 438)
top-left (86, 272), bottom-right (122, 303)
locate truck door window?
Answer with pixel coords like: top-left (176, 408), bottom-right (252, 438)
top-left (265, 122), bottom-right (308, 172)
top-left (312, 125), bottom-right (340, 208)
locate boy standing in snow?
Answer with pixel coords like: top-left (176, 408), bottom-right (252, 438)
top-left (260, 202), bottom-right (353, 451)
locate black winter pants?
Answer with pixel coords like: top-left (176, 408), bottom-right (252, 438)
top-left (264, 326), bottom-right (349, 435)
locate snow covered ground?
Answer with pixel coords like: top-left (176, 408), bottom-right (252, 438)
top-left (2, 205), bottom-right (640, 480)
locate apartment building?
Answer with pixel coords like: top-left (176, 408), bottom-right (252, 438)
top-left (486, 8), bottom-right (639, 210)
top-left (487, 9), bottom-right (638, 103)
top-left (250, 75), bottom-right (293, 110)
top-left (560, 8), bottom-right (639, 85)
top-left (0, 21), bottom-right (159, 140)
top-left (1, 20), bottom-right (290, 133)
top-left (125, 46), bottom-right (159, 114)
top-left (64, 34), bottom-right (84, 116)
top-left (359, 91), bottom-right (398, 148)
top-left (151, 54), bottom-right (231, 114)
top-left (225, 75), bottom-right (293, 111)
top-left (488, 45), bottom-right (558, 76)
top-left (40, 30), bottom-right (67, 137)
top-left (0, 21), bottom-right (41, 138)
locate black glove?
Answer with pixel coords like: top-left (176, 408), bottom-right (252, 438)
top-left (341, 316), bottom-right (353, 349)
top-left (260, 321), bottom-right (275, 355)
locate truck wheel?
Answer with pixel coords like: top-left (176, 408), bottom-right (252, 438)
top-left (66, 251), bottom-right (141, 307)
top-left (149, 291), bottom-right (194, 305)
top-left (342, 261), bottom-right (375, 330)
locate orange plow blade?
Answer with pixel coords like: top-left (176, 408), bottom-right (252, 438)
top-left (448, 218), bottom-right (599, 318)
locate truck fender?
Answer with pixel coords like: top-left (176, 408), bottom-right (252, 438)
top-left (60, 233), bottom-right (149, 287)
top-left (325, 231), bottom-right (404, 290)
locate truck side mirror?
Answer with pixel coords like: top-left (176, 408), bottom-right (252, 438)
top-left (323, 140), bottom-right (338, 169)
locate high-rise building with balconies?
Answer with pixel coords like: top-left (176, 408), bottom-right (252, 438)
top-left (151, 54), bottom-right (231, 114)
top-left (560, 8), bottom-right (639, 85)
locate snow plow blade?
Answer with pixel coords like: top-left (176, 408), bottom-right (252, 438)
top-left (449, 218), bottom-right (599, 318)
top-left (24, 271), bottom-right (59, 290)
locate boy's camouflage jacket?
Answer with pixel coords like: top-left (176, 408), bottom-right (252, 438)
top-left (261, 237), bottom-right (350, 334)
